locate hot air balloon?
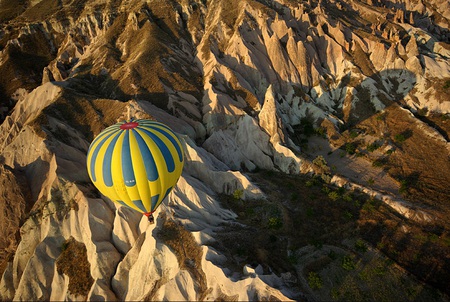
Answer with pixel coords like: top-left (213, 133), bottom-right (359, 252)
top-left (86, 119), bottom-right (184, 223)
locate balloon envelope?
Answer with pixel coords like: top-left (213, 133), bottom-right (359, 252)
top-left (86, 119), bottom-right (184, 215)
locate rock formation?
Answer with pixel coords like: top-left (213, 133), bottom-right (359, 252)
top-left (0, 0), bottom-right (449, 300)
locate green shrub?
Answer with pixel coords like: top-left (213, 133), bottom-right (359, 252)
top-left (345, 143), bottom-right (356, 155)
top-left (328, 191), bottom-right (340, 201)
top-left (362, 198), bottom-right (376, 212)
top-left (344, 210), bottom-right (353, 220)
top-left (321, 173), bottom-right (332, 183)
top-left (301, 118), bottom-right (315, 137)
top-left (376, 112), bottom-right (387, 121)
top-left (268, 217), bottom-right (283, 229)
top-left (331, 288), bottom-right (340, 300)
top-left (443, 80), bottom-right (450, 89)
top-left (377, 242), bottom-right (386, 249)
top-left (337, 187), bottom-right (346, 195)
top-left (394, 133), bottom-right (406, 142)
top-left (349, 130), bottom-right (359, 138)
top-left (416, 108), bottom-right (428, 116)
top-left (328, 250), bottom-right (337, 260)
top-left (373, 264), bottom-right (387, 276)
top-left (399, 180), bottom-right (409, 195)
top-left (313, 155), bottom-right (328, 170)
top-left (308, 272), bottom-right (323, 290)
top-left (315, 127), bottom-right (326, 137)
top-left (233, 189), bottom-right (244, 200)
top-left (355, 239), bottom-right (367, 253)
top-left (342, 194), bottom-right (353, 202)
top-left (322, 185), bottom-right (331, 194)
top-left (367, 142), bottom-right (380, 152)
top-left (342, 255), bottom-right (356, 270)
top-left (396, 129), bottom-right (413, 143)
top-left (305, 180), bottom-right (315, 187)
top-left (372, 159), bottom-right (384, 167)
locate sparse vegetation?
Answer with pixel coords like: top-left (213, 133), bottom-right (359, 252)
top-left (349, 130), bottom-right (359, 138)
top-left (215, 169), bottom-right (448, 300)
top-left (312, 155), bottom-right (329, 171)
top-left (300, 118), bottom-right (315, 137)
top-left (308, 271), bottom-right (323, 290)
top-left (1, 1), bottom-right (449, 301)
top-left (399, 179), bottom-right (409, 196)
top-left (156, 213), bottom-right (208, 300)
top-left (342, 255), bottom-right (356, 271)
top-left (394, 129), bottom-right (413, 143)
top-left (328, 191), bottom-right (340, 201)
top-left (417, 107), bottom-right (428, 117)
top-left (376, 112), bottom-right (387, 121)
top-left (315, 127), bottom-right (327, 138)
top-left (268, 217), bottom-right (283, 230)
top-left (344, 142), bottom-right (357, 155)
top-left (443, 80), bottom-right (450, 89)
top-left (366, 142), bottom-right (380, 152)
top-left (394, 133), bottom-right (406, 142)
top-left (233, 189), bottom-right (244, 200)
top-left (56, 237), bottom-right (93, 297)
top-left (372, 158), bottom-right (385, 167)
top-left (354, 239), bottom-right (367, 253)
top-left (342, 194), bottom-right (353, 203)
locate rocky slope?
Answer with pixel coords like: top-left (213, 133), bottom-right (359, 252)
top-left (0, 0), bottom-right (449, 300)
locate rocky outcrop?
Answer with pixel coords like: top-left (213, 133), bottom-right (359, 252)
top-left (0, 0), bottom-right (449, 300)
top-left (0, 164), bottom-right (29, 279)
top-left (0, 83), bottom-right (289, 300)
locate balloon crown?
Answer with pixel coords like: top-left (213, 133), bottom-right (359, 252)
top-left (120, 120), bottom-right (139, 130)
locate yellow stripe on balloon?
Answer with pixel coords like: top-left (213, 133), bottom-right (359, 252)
top-left (138, 128), bottom-right (165, 210)
top-left (138, 122), bottom-right (184, 211)
top-left (124, 131), bottom-right (140, 202)
top-left (92, 132), bottom-right (117, 197)
top-left (86, 119), bottom-right (184, 216)
top-left (107, 132), bottom-right (138, 210)
top-left (132, 145), bottom-right (152, 213)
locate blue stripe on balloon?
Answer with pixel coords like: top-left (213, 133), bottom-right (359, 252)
top-left (96, 125), bottom-right (120, 138)
top-left (138, 120), bottom-right (171, 131)
top-left (117, 200), bottom-right (128, 207)
top-left (102, 132), bottom-right (121, 187)
top-left (89, 130), bottom-right (118, 182)
top-left (122, 130), bottom-right (136, 187)
top-left (133, 199), bottom-right (147, 213)
top-left (132, 129), bottom-right (159, 181)
top-left (92, 126), bottom-right (120, 144)
top-left (139, 127), bottom-right (175, 173)
top-left (138, 122), bottom-right (183, 163)
top-left (151, 194), bottom-right (160, 211)
top-left (147, 126), bottom-right (183, 163)
top-left (151, 187), bottom-right (172, 211)
top-left (163, 186), bottom-right (172, 200)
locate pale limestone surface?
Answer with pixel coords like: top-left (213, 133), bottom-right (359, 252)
top-left (0, 0), bottom-right (449, 300)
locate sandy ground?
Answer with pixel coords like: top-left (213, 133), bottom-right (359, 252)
top-left (304, 136), bottom-right (400, 197)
